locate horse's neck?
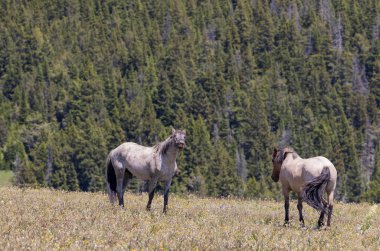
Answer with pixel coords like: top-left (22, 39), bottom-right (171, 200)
top-left (161, 145), bottom-right (179, 163)
top-left (156, 138), bottom-right (178, 161)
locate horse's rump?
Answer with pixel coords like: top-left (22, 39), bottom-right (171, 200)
top-left (301, 166), bottom-right (330, 214)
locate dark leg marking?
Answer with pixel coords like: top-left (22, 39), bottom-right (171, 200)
top-left (146, 188), bottom-right (155, 211)
top-left (117, 177), bottom-right (125, 207)
top-left (327, 205), bottom-right (333, 226)
top-left (297, 197), bottom-right (304, 226)
top-left (163, 187), bottom-right (170, 213)
top-left (318, 201), bottom-right (328, 227)
top-left (284, 196), bottom-right (290, 225)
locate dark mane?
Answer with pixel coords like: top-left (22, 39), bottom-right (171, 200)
top-left (285, 147), bottom-right (299, 159)
top-left (275, 146), bottom-right (299, 163)
top-left (153, 135), bottom-right (174, 155)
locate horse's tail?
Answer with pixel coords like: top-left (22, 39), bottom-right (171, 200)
top-left (106, 156), bottom-right (117, 202)
top-left (301, 166), bottom-right (330, 214)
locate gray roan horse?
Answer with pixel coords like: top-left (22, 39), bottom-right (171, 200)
top-left (271, 147), bottom-right (337, 227)
top-left (106, 128), bottom-right (186, 213)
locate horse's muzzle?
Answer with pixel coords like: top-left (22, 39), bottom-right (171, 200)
top-left (271, 174), bottom-right (279, 182)
top-left (177, 142), bottom-right (185, 149)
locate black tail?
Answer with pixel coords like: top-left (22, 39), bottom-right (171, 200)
top-left (106, 157), bottom-right (116, 193)
top-left (302, 166), bottom-right (330, 214)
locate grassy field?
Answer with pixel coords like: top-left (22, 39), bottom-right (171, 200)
top-left (0, 187), bottom-right (379, 250)
top-left (0, 171), bottom-right (13, 187)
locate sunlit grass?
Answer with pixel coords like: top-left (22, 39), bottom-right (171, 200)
top-left (0, 171), bottom-right (13, 187)
top-left (0, 187), bottom-right (379, 250)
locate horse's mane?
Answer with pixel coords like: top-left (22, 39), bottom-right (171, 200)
top-left (275, 146), bottom-right (299, 163)
top-left (153, 135), bottom-right (174, 155)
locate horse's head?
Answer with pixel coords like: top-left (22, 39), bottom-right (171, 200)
top-left (271, 148), bottom-right (281, 182)
top-left (271, 147), bottom-right (293, 182)
top-left (171, 128), bottom-right (186, 150)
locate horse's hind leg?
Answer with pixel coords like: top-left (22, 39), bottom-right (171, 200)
top-left (318, 209), bottom-right (325, 227)
top-left (318, 198), bottom-right (328, 227)
top-left (116, 177), bottom-right (124, 207)
top-left (116, 169), bottom-right (133, 207)
top-left (326, 191), bottom-right (334, 226)
top-left (115, 167), bottom-right (128, 207)
top-left (297, 197), bottom-right (305, 227)
top-left (146, 178), bottom-right (158, 211)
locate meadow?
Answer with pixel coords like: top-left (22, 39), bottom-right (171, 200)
top-left (0, 171), bottom-right (13, 187)
top-left (0, 187), bottom-right (379, 250)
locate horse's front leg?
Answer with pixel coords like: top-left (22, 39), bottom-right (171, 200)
top-left (283, 189), bottom-right (290, 226)
top-left (146, 178), bottom-right (158, 211)
top-left (297, 197), bottom-right (305, 227)
top-left (163, 179), bottom-right (172, 214)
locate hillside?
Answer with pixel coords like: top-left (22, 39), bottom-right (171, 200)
top-left (0, 0), bottom-right (380, 201)
top-left (0, 187), bottom-right (379, 250)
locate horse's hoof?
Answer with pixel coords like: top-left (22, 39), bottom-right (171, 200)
top-left (321, 225), bottom-right (331, 230)
top-left (283, 222), bottom-right (290, 227)
top-left (318, 226), bottom-right (328, 231)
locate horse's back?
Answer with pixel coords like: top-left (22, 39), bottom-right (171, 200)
top-left (109, 142), bottom-right (155, 180)
top-left (112, 142), bottom-right (154, 157)
top-left (113, 142), bottom-right (148, 150)
top-left (310, 156), bottom-right (337, 177)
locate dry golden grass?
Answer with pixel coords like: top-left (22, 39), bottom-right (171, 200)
top-left (0, 187), bottom-right (379, 250)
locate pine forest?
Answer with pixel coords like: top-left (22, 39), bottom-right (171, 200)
top-left (0, 0), bottom-right (379, 203)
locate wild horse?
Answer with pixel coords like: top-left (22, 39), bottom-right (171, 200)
top-left (271, 147), bottom-right (337, 227)
top-left (106, 128), bottom-right (186, 213)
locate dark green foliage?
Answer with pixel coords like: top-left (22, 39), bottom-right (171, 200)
top-left (362, 145), bottom-right (380, 202)
top-left (0, 0), bottom-right (379, 201)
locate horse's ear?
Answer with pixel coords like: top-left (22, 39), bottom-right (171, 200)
top-left (272, 148), bottom-right (278, 157)
top-left (171, 127), bottom-right (176, 134)
top-left (282, 151), bottom-right (287, 161)
top-left (182, 129), bottom-right (186, 135)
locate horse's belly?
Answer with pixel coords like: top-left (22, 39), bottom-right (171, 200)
top-left (126, 164), bottom-right (152, 180)
top-left (284, 176), bottom-right (303, 194)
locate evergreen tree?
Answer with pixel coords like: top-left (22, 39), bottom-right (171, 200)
top-left (362, 144), bottom-right (380, 202)
top-left (0, 0), bottom-right (379, 200)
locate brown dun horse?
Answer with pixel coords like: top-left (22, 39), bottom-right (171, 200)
top-left (106, 128), bottom-right (186, 213)
top-left (271, 147), bottom-right (337, 227)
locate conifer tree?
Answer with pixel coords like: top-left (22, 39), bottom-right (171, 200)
top-left (0, 0), bottom-right (379, 200)
top-left (362, 144), bottom-right (380, 202)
